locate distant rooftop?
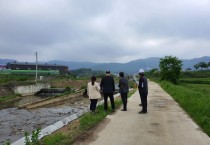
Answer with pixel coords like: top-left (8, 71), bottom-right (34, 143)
top-left (7, 62), bottom-right (67, 67)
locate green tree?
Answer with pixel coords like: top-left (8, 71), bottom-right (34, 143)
top-left (208, 62), bottom-right (210, 69)
top-left (186, 68), bottom-right (191, 71)
top-left (147, 68), bottom-right (159, 78)
top-left (198, 62), bottom-right (208, 70)
top-left (159, 56), bottom-right (183, 84)
top-left (194, 64), bottom-right (199, 70)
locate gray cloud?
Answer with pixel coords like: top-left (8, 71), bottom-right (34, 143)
top-left (0, 0), bottom-right (210, 63)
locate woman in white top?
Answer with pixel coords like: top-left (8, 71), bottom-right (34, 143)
top-left (87, 76), bottom-right (101, 112)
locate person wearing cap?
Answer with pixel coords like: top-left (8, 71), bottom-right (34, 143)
top-left (138, 69), bottom-right (148, 114)
top-left (118, 72), bottom-right (129, 111)
top-left (100, 71), bottom-right (115, 112)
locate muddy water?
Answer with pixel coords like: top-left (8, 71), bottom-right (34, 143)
top-left (16, 95), bottom-right (44, 106)
top-left (0, 95), bottom-right (89, 144)
top-left (0, 95), bottom-right (44, 110)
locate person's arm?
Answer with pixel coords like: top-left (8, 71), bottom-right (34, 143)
top-left (96, 82), bottom-right (101, 91)
top-left (112, 77), bottom-right (115, 93)
top-left (138, 78), bottom-right (141, 90)
top-left (118, 78), bottom-right (121, 88)
top-left (87, 84), bottom-right (89, 97)
top-left (143, 77), bottom-right (148, 92)
top-left (100, 78), bottom-right (103, 90)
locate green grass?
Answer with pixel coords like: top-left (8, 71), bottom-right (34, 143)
top-left (155, 79), bottom-right (210, 136)
top-left (40, 89), bottom-right (136, 145)
top-left (181, 70), bottom-right (210, 78)
top-left (0, 95), bottom-right (16, 102)
top-left (180, 77), bottom-right (210, 85)
top-left (41, 133), bottom-right (66, 145)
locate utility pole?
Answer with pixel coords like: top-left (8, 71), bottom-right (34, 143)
top-left (35, 52), bottom-right (38, 83)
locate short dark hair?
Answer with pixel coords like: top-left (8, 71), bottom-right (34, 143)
top-left (106, 71), bottom-right (110, 74)
top-left (119, 72), bottom-right (124, 77)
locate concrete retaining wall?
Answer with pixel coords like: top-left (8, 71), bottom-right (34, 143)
top-left (12, 92), bottom-right (121, 145)
top-left (12, 89), bottom-right (133, 145)
top-left (14, 83), bottom-right (50, 96)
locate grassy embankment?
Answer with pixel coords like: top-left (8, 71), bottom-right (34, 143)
top-left (151, 72), bottom-right (210, 136)
top-left (40, 89), bottom-right (136, 145)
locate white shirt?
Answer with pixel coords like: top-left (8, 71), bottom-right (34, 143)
top-left (87, 82), bottom-right (101, 99)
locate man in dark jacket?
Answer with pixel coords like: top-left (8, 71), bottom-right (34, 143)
top-left (100, 71), bottom-right (115, 112)
top-left (138, 69), bottom-right (148, 114)
top-left (118, 72), bottom-right (129, 111)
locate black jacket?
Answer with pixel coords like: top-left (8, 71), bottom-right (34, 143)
top-left (138, 76), bottom-right (148, 94)
top-left (100, 76), bottom-right (115, 93)
top-left (118, 77), bottom-right (129, 94)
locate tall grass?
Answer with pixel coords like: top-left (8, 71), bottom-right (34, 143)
top-left (158, 80), bottom-right (210, 136)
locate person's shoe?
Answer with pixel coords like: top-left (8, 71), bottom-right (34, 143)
top-left (139, 104), bottom-right (142, 106)
top-left (121, 109), bottom-right (127, 111)
top-left (139, 111), bottom-right (147, 114)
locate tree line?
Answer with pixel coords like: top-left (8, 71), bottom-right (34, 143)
top-left (194, 62), bottom-right (210, 70)
top-left (150, 56), bottom-right (210, 84)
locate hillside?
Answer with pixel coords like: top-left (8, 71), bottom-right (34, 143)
top-left (0, 59), bottom-right (16, 65)
top-left (1, 56), bottom-right (210, 74)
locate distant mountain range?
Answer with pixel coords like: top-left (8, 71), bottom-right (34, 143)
top-left (1, 56), bottom-right (210, 74)
top-left (48, 56), bottom-right (210, 74)
top-left (0, 59), bottom-right (16, 65)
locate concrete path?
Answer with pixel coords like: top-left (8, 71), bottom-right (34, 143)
top-left (74, 81), bottom-right (210, 145)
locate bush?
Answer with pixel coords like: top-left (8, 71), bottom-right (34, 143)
top-left (25, 128), bottom-right (41, 145)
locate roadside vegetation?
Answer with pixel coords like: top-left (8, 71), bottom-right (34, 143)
top-left (148, 56), bottom-right (210, 136)
top-left (39, 89), bottom-right (136, 145)
top-left (155, 78), bottom-right (210, 136)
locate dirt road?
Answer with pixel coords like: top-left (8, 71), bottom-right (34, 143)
top-left (73, 80), bottom-right (210, 145)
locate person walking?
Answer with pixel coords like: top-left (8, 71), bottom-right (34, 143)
top-left (138, 69), bottom-right (148, 114)
top-left (87, 76), bottom-right (101, 113)
top-left (118, 72), bottom-right (129, 111)
top-left (100, 71), bottom-right (115, 112)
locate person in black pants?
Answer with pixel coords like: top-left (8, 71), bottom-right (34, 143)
top-left (100, 71), bottom-right (115, 112)
top-left (118, 72), bottom-right (129, 111)
top-left (138, 69), bottom-right (148, 114)
top-left (87, 76), bottom-right (101, 113)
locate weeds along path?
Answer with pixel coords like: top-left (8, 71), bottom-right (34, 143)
top-left (73, 80), bottom-right (210, 145)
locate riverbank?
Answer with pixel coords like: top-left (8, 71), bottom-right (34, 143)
top-left (38, 89), bottom-right (136, 145)
top-left (0, 92), bottom-right (90, 144)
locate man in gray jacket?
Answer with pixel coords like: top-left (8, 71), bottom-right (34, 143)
top-left (138, 69), bottom-right (148, 114)
top-left (118, 72), bottom-right (129, 111)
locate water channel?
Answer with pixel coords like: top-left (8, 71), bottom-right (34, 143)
top-left (0, 95), bottom-right (89, 144)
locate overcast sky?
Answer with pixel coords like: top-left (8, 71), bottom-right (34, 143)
top-left (0, 0), bottom-right (210, 63)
